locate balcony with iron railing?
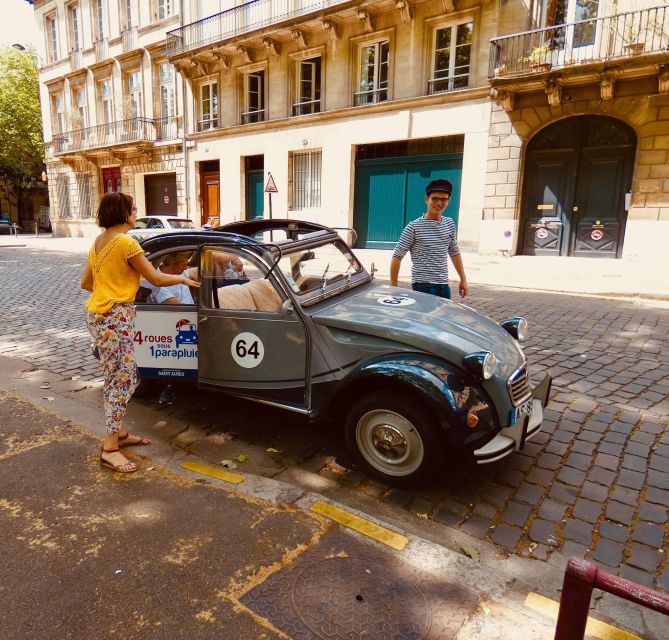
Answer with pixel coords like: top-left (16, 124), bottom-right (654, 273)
top-left (155, 116), bottom-right (182, 141)
top-left (53, 117), bottom-right (158, 155)
top-left (490, 5), bottom-right (669, 79)
top-left (166, 0), bottom-right (350, 57)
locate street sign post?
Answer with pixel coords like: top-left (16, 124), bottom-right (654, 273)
top-left (264, 173), bottom-right (278, 239)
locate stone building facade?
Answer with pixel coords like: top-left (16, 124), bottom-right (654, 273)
top-left (33, 0), bottom-right (186, 236)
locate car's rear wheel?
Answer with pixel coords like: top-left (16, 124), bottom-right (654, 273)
top-left (344, 391), bottom-right (443, 487)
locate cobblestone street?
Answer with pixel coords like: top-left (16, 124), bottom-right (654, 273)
top-left (2, 245), bottom-right (668, 595)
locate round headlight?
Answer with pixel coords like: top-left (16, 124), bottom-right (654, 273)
top-left (516, 317), bottom-right (528, 341)
top-left (482, 352), bottom-right (497, 379)
top-left (463, 351), bottom-right (498, 380)
top-left (500, 316), bottom-right (529, 342)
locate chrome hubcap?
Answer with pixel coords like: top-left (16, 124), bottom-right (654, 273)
top-left (371, 424), bottom-right (407, 460)
top-left (356, 409), bottom-right (424, 476)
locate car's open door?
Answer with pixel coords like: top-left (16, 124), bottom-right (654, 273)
top-left (196, 244), bottom-right (308, 410)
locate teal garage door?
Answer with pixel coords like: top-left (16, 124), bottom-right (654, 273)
top-left (353, 153), bottom-right (463, 249)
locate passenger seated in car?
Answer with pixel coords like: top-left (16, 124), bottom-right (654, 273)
top-left (146, 251), bottom-right (198, 304)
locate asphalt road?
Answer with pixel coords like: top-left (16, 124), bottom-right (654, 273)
top-left (1, 245), bottom-right (667, 603)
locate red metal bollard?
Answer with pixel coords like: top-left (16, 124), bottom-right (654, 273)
top-left (554, 557), bottom-right (669, 640)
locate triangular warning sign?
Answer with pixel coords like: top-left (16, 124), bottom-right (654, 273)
top-left (264, 173), bottom-right (278, 193)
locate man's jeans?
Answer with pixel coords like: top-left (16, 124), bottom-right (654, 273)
top-left (412, 282), bottom-right (452, 299)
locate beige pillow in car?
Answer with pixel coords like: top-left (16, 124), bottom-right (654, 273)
top-left (246, 279), bottom-right (283, 312)
top-left (216, 284), bottom-right (256, 311)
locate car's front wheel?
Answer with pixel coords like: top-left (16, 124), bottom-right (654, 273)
top-left (344, 392), bottom-right (443, 487)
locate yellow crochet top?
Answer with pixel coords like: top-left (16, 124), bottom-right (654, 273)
top-left (86, 234), bottom-right (144, 314)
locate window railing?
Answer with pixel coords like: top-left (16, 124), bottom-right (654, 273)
top-left (121, 26), bottom-right (138, 52)
top-left (166, 0), bottom-right (349, 56)
top-left (241, 109), bottom-right (266, 124)
top-left (292, 99), bottom-right (321, 116)
top-left (354, 88), bottom-right (388, 106)
top-left (490, 5), bottom-right (669, 78)
top-left (428, 76), bottom-right (469, 95)
top-left (69, 48), bottom-right (83, 70)
top-left (94, 36), bottom-right (108, 62)
top-left (53, 117), bottom-right (157, 154)
top-left (197, 117), bottom-right (219, 132)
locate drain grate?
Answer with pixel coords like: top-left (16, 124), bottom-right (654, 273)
top-left (240, 531), bottom-right (478, 639)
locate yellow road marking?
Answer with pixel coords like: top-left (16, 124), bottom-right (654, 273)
top-left (310, 501), bottom-right (408, 551)
top-left (180, 461), bottom-right (246, 484)
top-left (525, 592), bottom-right (642, 640)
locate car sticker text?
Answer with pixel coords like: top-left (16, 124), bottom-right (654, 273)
top-left (231, 332), bottom-right (264, 368)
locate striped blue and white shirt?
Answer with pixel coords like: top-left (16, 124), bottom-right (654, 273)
top-left (392, 216), bottom-right (460, 284)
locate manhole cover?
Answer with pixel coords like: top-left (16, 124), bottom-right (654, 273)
top-left (240, 531), bottom-right (478, 639)
top-left (293, 557), bottom-right (431, 637)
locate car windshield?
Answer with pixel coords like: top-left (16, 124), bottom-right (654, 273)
top-left (168, 219), bottom-right (197, 229)
top-left (276, 239), bottom-right (364, 298)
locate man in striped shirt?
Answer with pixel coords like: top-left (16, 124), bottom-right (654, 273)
top-left (389, 178), bottom-right (469, 300)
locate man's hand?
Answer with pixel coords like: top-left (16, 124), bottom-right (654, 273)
top-left (459, 279), bottom-right (469, 298)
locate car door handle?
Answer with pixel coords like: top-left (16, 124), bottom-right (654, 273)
top-left (199, 316), bottom-right (209, 324)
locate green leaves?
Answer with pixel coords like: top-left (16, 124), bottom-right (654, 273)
top-left (0, 46), bottom-right (44, 187)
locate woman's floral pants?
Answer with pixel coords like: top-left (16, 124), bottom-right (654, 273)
top-left (86, 303), bottom-right (138, 434)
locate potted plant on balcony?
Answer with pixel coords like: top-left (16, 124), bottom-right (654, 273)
top-left (616, 8), bottom-right (666, 55)
top-left (521, 44), bottom-right (553, 72)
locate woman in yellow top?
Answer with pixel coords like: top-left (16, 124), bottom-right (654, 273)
top-left (80, 192), bottom-right (199, 473)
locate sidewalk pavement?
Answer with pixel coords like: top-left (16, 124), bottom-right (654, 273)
top-left (0, 362), bottom-right (563, 640)
top-left (2, 232), bottom-right (667, 300)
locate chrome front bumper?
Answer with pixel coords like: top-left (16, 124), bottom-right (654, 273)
top-left (474, 372), bottom-right (552, 465)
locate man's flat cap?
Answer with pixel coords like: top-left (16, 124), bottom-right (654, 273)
top-left (426, 179), bottom-right (453, 196)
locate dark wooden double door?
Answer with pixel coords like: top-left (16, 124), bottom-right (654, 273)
top-left (520, 116), bottom-right (635, 258)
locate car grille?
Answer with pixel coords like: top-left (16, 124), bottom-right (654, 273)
top-left (508, 366), bottom-right (532, 406)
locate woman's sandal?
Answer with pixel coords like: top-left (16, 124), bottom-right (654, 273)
top-left (100, 447), bottom-right (137, 474)
top-left (118, 433), bottom-right (151, 447)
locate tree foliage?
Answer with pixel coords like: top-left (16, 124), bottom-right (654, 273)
top-left (0, 45), bottom-right (45, 222)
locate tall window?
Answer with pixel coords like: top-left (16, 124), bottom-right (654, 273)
top-left (96, 0), bottom-right (105, 38)
top-left (76, 87), bottom-right (88, 128)
top-left (290, 150), bottom-right (322, 210)
top-left (355, 41), bottom-right (389, 106)
top-left (293, 58), bottom-right (321, 116)
top-left (199, 80), bottom-right (218, 131)
top-left (242, 70), bottom-right (265, 124)
top-left (159, 63), bottom-right (175, 119)
top-left (128, 71), bottom-right (142, 117)
top-left (100, 79), bottom-right (113, 124)
top-left (77, 173), bottom-right (93, 218)
top-left (46, 15), bottom-right (58, 62)
top-left (68, 4), bottom-right (81, 51)
top-left (430, 22), bottom-right (473, 94)
top-left (157, 0), bottom-right (173, 20)
top-left (53, 93), bottom-right (65, 134)
top-left (123, 0), bottom-right (132, 28)
top-left (56, 175), bottom-right (72, 219)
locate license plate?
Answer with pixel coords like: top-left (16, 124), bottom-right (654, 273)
top-left (510, 398), bottom-right (533, 424)
top-left (519, 398), bottom-right (534, 415)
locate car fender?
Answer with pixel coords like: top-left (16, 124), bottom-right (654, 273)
top-left (330, 354), bottom-right (499, 448)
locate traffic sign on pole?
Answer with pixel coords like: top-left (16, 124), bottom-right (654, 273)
top-left (264, 173), bottom-right (278, 193)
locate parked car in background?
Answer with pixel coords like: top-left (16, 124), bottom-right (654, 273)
top-left (117, 219), bottom-right (551, 487)
top-left (128, 215), bottom-right (199, 241)
top-left (0, 216), bottom-right (21, 234)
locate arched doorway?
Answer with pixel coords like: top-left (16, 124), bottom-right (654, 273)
top-left (519, 116), bottom-right (635, 258)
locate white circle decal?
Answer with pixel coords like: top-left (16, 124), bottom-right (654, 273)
top-left (377, 295), bottom-right (416, 307)
top-left (231, 332), bottom-right (264, 368)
